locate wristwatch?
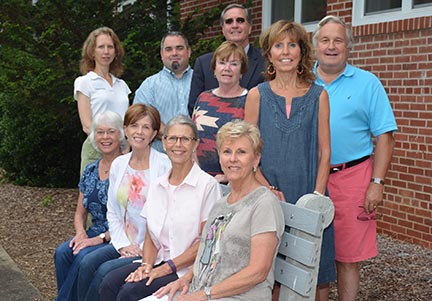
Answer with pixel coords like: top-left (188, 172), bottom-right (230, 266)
top-left (204, 286), bottom-right (211, 300)
top-left (99, 233), bottom-right (107, 243)
top-left (370, 178), bottom-right (385, 185)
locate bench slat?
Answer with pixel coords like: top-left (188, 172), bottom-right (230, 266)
top-left (280, 202), bottom-right (324, 237)
top-left (275, 257), bottom-right (313, 297)
top-left (278, 232), bottom-right (319, 267)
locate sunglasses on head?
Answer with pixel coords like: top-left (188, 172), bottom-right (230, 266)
top-left (224, 17), bottom-right (246, 25)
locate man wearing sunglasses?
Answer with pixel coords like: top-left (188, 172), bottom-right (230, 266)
top-left (187, 3), bottom-right (265, 115)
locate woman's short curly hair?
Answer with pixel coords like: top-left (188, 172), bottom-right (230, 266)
top-left (89, 111), bottom-right (126, 151)
top-left (216, 119), bottom-right (263, 155)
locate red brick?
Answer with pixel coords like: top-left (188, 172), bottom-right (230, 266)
top-left (413, 223), bottom-right (430, 233)
top-left (404, 231), bottom-right (423, 243)
top-left (398, 219), bottom-right (413, 229)
top-left (408, 214), bottom-right (425, 224)
top-left (415, 208), bottom-right (432, 219)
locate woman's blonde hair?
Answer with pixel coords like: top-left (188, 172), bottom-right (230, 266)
top-left (216, 119), bottom-right (263, 155)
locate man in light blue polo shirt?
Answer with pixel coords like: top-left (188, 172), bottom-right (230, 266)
top-left (313, 16), bottom-right (397, 301)
top-left (133, 32), bottom-right (192, 152)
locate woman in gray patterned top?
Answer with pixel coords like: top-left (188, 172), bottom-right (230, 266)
top-left (148, 120), bottom-right (285, 301)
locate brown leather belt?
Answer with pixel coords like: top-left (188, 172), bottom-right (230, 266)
top-left (330, 155), bottom-right (370, 174)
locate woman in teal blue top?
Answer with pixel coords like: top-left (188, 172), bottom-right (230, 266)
top-left (245, 20), bottom-right (335, 301)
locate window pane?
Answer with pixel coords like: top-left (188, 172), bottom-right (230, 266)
top-left (413, 0), bottom-right (432, 6)
top-left (302, 0), bottom-right (327, 23)
top-left (272, 0), bottom-right (294, 22)
top-left (365, 0), bottom-right (401, 14)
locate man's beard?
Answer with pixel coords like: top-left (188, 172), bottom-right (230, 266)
top-left (171, 61), bottom-right (180, 71)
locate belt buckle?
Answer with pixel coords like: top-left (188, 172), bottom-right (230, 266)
top-left (330, 166), bottom-right (342, 173)
top-left (330, 162), bottom-right (346, 174)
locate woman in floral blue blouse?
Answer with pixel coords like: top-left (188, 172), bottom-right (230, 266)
top-left (54, 111), bottom-right (125, 301)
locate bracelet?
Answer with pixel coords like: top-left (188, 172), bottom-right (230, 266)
top-left (313, 190), bottom-right (325, 197)
top-left (141, 262), bottom-right (149, 267)
top-left (166, 259), bottom-right (177, 274)
top-left (204, 286), bottom-right (211, 300)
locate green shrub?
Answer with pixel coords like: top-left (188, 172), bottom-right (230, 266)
top-left (0, 0), bottom-right (221, 187)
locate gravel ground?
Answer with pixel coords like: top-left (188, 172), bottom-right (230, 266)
top-left (0, 183), bottom-right (431, 300)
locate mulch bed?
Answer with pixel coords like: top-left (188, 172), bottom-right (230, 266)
top-left (0, 183), bottom-right (430, 300)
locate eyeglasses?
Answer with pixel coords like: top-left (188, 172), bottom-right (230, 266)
top-left (224, 17), bottom-right (246, 25)
top-left (164, 135), bottom-right (198, 145)
top-left (95, 129), bottom-right (118, 137)
top-left (357, 206), bottom-right (382, 221)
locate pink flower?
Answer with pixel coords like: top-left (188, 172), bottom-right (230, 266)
top-left (128, 175), bottom-right (145, 204)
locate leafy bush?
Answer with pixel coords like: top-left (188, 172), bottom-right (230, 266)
top-left (0, 0), bottom-right (221, 187)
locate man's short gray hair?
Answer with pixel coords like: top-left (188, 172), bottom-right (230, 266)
top-left (312, 15), bottom-right (354, 49)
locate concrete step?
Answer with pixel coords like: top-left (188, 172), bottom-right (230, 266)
top-left (0, 245), bottom-right (45, 301)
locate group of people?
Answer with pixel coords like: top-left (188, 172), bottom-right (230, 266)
top-left (54, 3), bottom-right (397, 301)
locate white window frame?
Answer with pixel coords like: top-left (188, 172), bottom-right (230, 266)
top-left (262, 0), bottom-right (321, 32)
top-left (352, 0), bottom-right (432, 26)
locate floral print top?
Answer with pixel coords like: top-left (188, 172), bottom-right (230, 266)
top-left (116, 165), bottom-right (150, 244)
top-left (79, 160), bottom-right (109, 235)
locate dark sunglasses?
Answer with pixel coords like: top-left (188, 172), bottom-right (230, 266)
top-left (357, 206), bottom-right (382, 221)
top-left (224, 17), bottom-right (246, 25)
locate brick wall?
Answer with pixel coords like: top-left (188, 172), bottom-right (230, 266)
top-left (352, 24), bottom-right (431, 250)
top-left (181, 0), bottom-right (432, 249)
top-left (325, 0), bottom-right (432, 250)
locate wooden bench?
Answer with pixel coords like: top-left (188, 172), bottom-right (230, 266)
top-left (275, 193), bottom-right (334, 300)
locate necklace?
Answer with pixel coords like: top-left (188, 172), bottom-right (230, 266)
top-left (99, 160), bottom-right (110, 174)
top-left (99, 157), bottom-right (116, 175)
top-left (100, 151), bottom-right (122, 175)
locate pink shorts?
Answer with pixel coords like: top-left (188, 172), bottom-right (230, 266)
top-left (328, 158), bottom-right (378, 263)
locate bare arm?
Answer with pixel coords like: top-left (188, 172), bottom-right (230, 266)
top-left (244, 88), bottom-right (263, 188)
top-left (77, 91), bottom-right (92, 135)
top-left (125, 225), bottom-right (158, 281)
top-left (244, 87), bottom-right (260, 126)
top-left (364, 132), bottom-right (395, 213)
top-left (70, 192), bottom-right (107, 254)
top-left (314, 90), bottom-right (331, 195)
